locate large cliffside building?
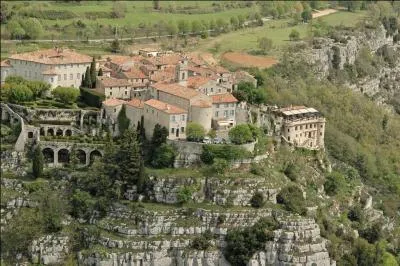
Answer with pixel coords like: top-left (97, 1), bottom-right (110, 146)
top-left (275, 106), bottom-right (326, 150)
top-left (1, 48), bottom-right (92, 88)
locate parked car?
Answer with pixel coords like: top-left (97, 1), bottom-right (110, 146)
top-left (202, 136), bottom-right (211, 144)
top-left (213, 137), bottom-right (223, 144)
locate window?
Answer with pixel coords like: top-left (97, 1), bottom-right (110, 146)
top-left (224, 110), bottom-right (228, 117)
top-left (171, 128), bottom-right (175, 133)
top-left (295, 126), bottom-right (298, 130)
top-left (211, 88), bottom-right (214, 92)
top-left (300, 125), bottom-right (303, 130)
top-left (77, 73), bottom-right (80, 79)
top-left (320, 125), bottom-right (323, 128)
top-left (288, 136), bottom-right (290, 141)
top-left (114, 108), bottom-right (117, 113)
top-left (58, 75), bottom-right (61, 81)
top-left (70, 74), bottom-right (73, 80)
top-left (181, 127), bottom-right (185, 133)
top-left (125, 91), bottom-right (128, 95)
top-left (109, 92), bottom-right (112, 96)
top-left (215, 111), bottom-right (219, 117)
top-left (51, 77), bottom-right (54, 82)
top-left (320, 132), bottom-right (322, 136)
top-left (230, 110), bottom-right (234, 116)
top-left (152, 109), bottom-right (154, 114)
top-left (64, 74), bottom-right (67, 80)
top-left (64, 65), bottom-right (67, 69)
top-left (171, 115), bottom-right (175, 121)
top-left (181, 115), bottom-right (185, 120)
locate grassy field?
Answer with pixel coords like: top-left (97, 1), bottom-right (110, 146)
top-left (193, 10), bottom-right (368, 55)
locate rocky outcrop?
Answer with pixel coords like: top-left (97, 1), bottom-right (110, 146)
top-left (126, 175), bottom-right (280, 206)
top-left (30, 235), bottom-right (70, 265)
top-left (0, 150), bottom-right (26, 175)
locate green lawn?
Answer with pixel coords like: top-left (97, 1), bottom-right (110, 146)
top-left (194, 10), bottom-right (367, 55)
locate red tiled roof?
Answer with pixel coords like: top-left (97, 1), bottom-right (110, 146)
top-left (103, 55), bottom-right (143, 66)
top-left (125, 98), bottom-right (144, 108)
top-left (102, 98), bottom-right (125, 106)
top-left (0, 60), bottom-right (11, 67)
top-left (98, 77), bottom-right (131, 87)
top-left (211, 93), bottom-right (238, 104)
top-left (146, 54), bottom-right (183, 66)
top-left (152, 82), bottom-right (200, 100)
top-left (192, 98), bottom-right (212, 108)
top-left (145, 99), bottom-right (187, 114)
top-left (122, 67), bottom-right (147, 79)
top-left (9, 48), bottom-right (92, 65)
top-left (187, 76), bottom-right (212, 89)
top-left (150, 71), bottom-right (175, 82)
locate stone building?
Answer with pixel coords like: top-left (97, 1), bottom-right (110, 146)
top-left (97, 77), bottom-right (132, 100)
top-left (1, 48), bottom-right (92, 88)
top-left (275, 106), bottom-right (326, 150)
top-left (143, 99), bottom-right (187, 140)
top-left (125, 98), bottom-right (144, 129)
top-left (150, 82), bottom-right (213, 132)
top-left (211, 93), bottom-right (238, 130)
top-left (102, 98), bottom-right (125, 136)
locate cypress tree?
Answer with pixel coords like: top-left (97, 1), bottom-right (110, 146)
top-left (81, 74), bottom-right (85, 87)
top-left (98, 68), bottom-right (103, 76)
top-left (90, 58), bottom-right (97, 88)
top-left (84, 67), bottom-right (91, 88)
top-left (117, 105), bottom-right (130, 136)
top-left (32, 145), bottom-right (44, 178)
top-left (69, 144), bottom-right (79, 170)
top-left (117, 128), bottom-right (143, 186)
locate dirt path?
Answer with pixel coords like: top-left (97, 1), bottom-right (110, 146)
top-left (312, 9), bottom-right (338, 19)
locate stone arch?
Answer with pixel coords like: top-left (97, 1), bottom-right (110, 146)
top-left (48, 128), bottom-right (54, 136)
top-left (56, 128), bottom-right (63, 136)
top-left (40, 128), bottom-right (45, 136)
top-left (89, 150), bottom-right (102, 165)
top-left (65, 129), bottom-right (72, 136)
top-left (58, 148), bottom-right (69, 164)
top-left (77, 149), bottom-right (86, 164)
top-left (42, 148), bottom-right (55, 163)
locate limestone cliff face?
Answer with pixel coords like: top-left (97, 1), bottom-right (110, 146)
top-left (78, 217), bottom-right (335, 266)
top-left (302, 23), bottom-right (400, 111)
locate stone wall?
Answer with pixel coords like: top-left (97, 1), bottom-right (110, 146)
top-left (30, 235), bottom-right (70, 265)
top-left (126, 175), bottom-right (279, 206)
top-left (0, 150), bottom-right (26, 175)
top-left (168, 139), bottom-right (256, 168)
top-left (1, 103), bottom-right (26, 151)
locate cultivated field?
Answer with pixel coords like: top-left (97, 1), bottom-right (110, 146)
top-left (222, 52), bottom-right (278, 68)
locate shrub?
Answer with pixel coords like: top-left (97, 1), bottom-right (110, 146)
top-left (7, 84), bottom-right (33, 103)
top-left (289, 29), bottom-right (300, 41)
top-left (201, 144), bottom-right (250, 164)
top-left (324, 171), bottom-right (346, 196)
top-left (32, 145), bottom-right (44, 178)
top-left (151, 143), bottom-right (177, 168)
top-left (52, 86), bottom-right (79, 104)
top-left (283, 162), bottom-right (299, 181)
top-left (347, 205), bottom-right (364, 223)
top-left (187, 122), bottom-right (205, 142)
top-left (250, 192), bottom-right (264, 208)
top-left (276, 185), bottom-right (306, 215)
top-left (225, 217), bottom-right (278, 266)
top-left (191, 230), bottom-right (213, 250)
top-left (229, 124), bottom-right (254, 144)
top-left (177, 186), bottom-right (193, 203)
top-left (211, 158), bottom-right (229, 174)
top-left (80, 87), bottom-right (105, 107)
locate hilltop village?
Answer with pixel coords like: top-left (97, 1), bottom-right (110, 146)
top-left (1, 47), bottom-right (325, 167)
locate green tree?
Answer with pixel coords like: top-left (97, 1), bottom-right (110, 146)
top-left (84, 66), bottom-right (91, 88)
top-left (177, 20), bottom-right (190, 36)
top-left (237, 14), bottom-right (245, 28)
top-left (191, 20), bottom-right (202, 35)
top-left (90, 57), bottom-right (96, 88)
top-left (20, 18), bottom-right (43, 39)
top-left (70, 189), bottom-right (94, 219)
top-left (276, 185), bottom-right (306, 215)
top-left (301, 9), bottom-right (313, 22)
top-left (229, 124), bottom-right (254, 144)
top-left (187, 122), bottom-right (205, 141)
top-left (40, 192), bottom-right (64, 233)
top-left (27, 80), bottom-right (50, 99)
top-left (6, 19), bottom-right (25, 40)
top-left (324, 171), bottom-right (346, 196)
top-left (69, 144), bottom-right (79, 170)
top-left (7, 84), bottom-right (33, 103)
top-left (52, 86), bottom-right (80, 104)
top-left (258, 37), bottom-right (273, 54)
top-left (110, 38), bottom-right (120, 53)
top-left (212, 158), bottom-right (229, 174)
top-left (289, 29), bottom-right (300, 41)
top-left (230, 16), bottom-right (239, 30)
top-left (250, 192), bottom-right (265, 208)
top-left (151, 143), bottom-right (176, 168)
top-left (32, 145), bottom-right (44, 178)
top-left (118, 128), bottom-right (144, 187)
top-left (118, 105), bottom-right (130, 136)
top-left (166, 21), bottom-right (178, 37)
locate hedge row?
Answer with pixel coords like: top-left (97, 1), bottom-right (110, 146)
top-left (80, 88), bottom-right (105, 108)
top-left (200, 144), bottom-right (251, 164)
top-left (24, 10), bottom-right (77, 20)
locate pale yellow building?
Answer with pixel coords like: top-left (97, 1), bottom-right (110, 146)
top-left (97, 77), bottom-right (132, 100)
top-left (1, 48), bottom-right (92, 88)
top-left (211, 93), bottom-right (238, 129)
top-left (143, 99), bottom-right (187, 140)
top-left (276, 106), bottom-right (325, 150)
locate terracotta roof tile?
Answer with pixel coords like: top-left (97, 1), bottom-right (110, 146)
top-left (192, 99), bottom-right (212, 108)
top-left (102, 98), bottom-right (125, 106)
top-left (152, 82), bottom-right (200, 100)
top-left (187, 76), bottom-right (212, 89)
top-left (145, 99), bottom-right (187, 114)
top-left (98, 77), bottom-right (131, 87)
top-left (103, 55), bottom-right (143, 66)
top-left (122, 67), bottom-right (147, 79)
top-left (150, 71), bottom-right (175, 82)
top-left (9, 48), bottom-right (92, 65)
top-left (145, 54), bottom-right (183, 66)
top-left (1, 60), bottom-right (11, 67)
top-left (211, 93), bottom-right (238, 104)
top-left (125, 98), bottom-right (144, 108)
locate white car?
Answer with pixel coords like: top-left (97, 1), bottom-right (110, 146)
top-left (202, 136), bottom-right (211, 144)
